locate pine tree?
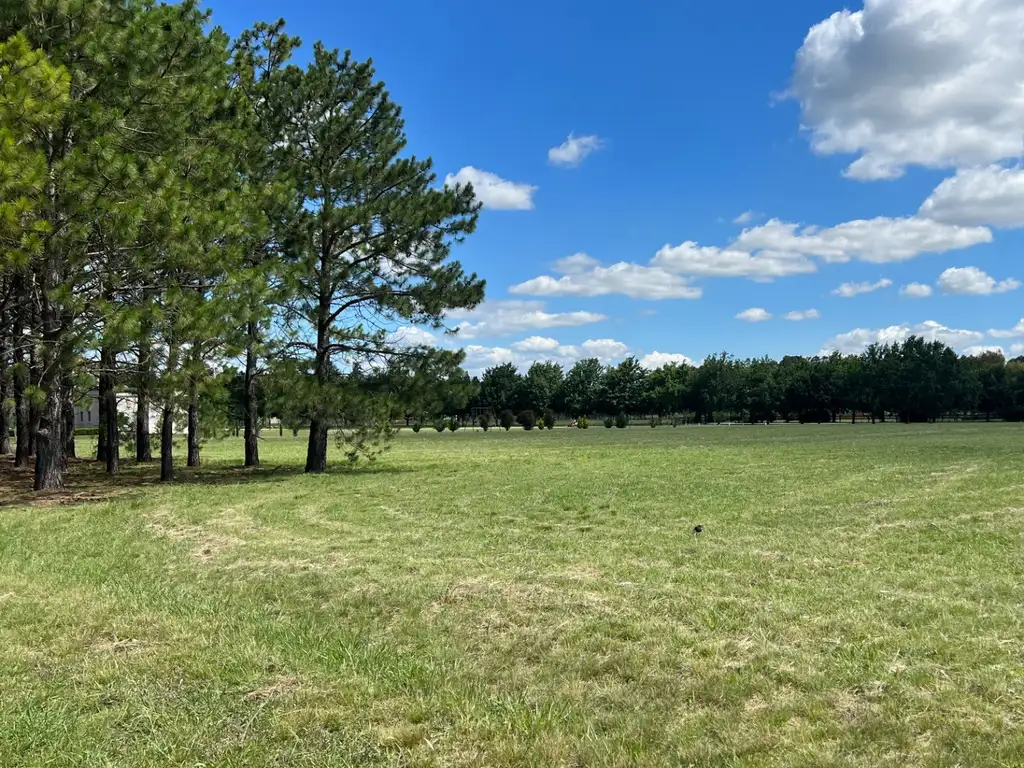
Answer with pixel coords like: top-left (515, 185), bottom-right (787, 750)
top-left (269, 45), bottom-right (485, 472)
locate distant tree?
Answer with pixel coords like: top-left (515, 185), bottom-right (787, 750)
top-left (600, 357), bottom-right (648, 417)
top-left (480, 363), bottom-right (522, 415)
top-left (523, 361), bottom-right (563, 414)
top-left (560, 358), bottom-right (603, 416)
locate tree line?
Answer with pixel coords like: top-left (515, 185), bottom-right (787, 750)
top-left (403, 342), bottom-right (1024, 427)
top-left (0, 1), bottom-right (483, 489)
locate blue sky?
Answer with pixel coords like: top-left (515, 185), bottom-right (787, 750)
top-left (213, 0), bottom-right (1024, 372)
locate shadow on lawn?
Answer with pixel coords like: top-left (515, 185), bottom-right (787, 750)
top-left (0, 456), bottom-right (411, 510)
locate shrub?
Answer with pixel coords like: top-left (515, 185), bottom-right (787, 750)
top-left (516, 410), bottom-right (536, 431)
top-left (543, 409), bottom-right (557, 429)
top-left (76, 427), bottom-right (99, 436)
top-left (499, 410), bottom-right (515, 431)
top-left (649, 416), bottom-right (658, 428)
top-left (447, 418), bottom-right (459, 432)
top-left (412, 422), bottom-right (422, 433)
top-left (578, 416), bottom-right (589, 429)
top-left (615, 413), bottom-right (629, 429)
top-left (478, 413), bottom-right (491, 431)
top-left (433, 419), bottom-right (446, 432)
top-left (536, 415), bottom-right (545, 430)
top-left (603, 416), bottom-right (614, 428)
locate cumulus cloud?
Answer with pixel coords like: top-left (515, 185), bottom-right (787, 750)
top-left (962, 345), bottom-right (1006, 357)
top-left (732, 218), bottom-right (991, 264)
top-left (733, 210), bottom-right (763, 225)
top-left (1011, 343), bottom-right (1024, 356)
top-left (651, 240), bottom-right (816, 278)
top-left (783, 309), bottom-right (820, 321)
top-left (461, 337), bottom-right (629, 374)
top-left (820, 320), bottom-right (985, 355)
top-left (547, 133), bottom-right (604, 167)
top-left (511, 213), bottom-right (989, 302)
top-left (790, 0), bottom-right (1024, 180)
top-left (639, 352), bottom-right (694, 369)
top-left (443, 166), bottom-right (536, 210)
top-left (510, 259), bottom-right (701, 300)
top-left (919, 166), bottom-right (1024, 228)
top-left (937, 267), bottom-right (1020, 295)
top-left (832, 278), bottom-right (892, 297)
top-left (447, 300), bottom-right (607, 339)
top-left (387, 326), bottom-right (440, 348)
top-left (988, 319), bottom-right (1024, 339)
top-left (900, 282), bottom-right (933, 299)
top-left (736, 308), bottom-right (772, 323)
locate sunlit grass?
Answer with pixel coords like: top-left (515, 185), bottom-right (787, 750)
top-left (1, 423), bottom-right (1023, 766)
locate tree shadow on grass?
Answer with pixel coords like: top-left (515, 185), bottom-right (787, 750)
top-left (0, 456), bottom-right (414, 510)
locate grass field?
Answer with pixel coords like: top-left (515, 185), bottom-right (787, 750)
top-left (1, 424), bottom-right (1023, 767)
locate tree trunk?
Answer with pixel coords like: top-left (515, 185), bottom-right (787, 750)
top-left (160, 407), bottom-right (174, 482)
top-left (136, 335), bottom-right (153, 462)
top-left (97, 380), bottom-right (108, 463)
top-left (100, 346), bottom-right (118, 474)
top-left (187, 378), bottom-right (200, 468)
top-left (62, 370), bottom-right (76, 459)
top-left (12, 296), bottom-right (30, 467)
top-left (305, 417), bottom-right (328, 473)
top-left (0, 311), bottom-right (10, 455)
top-left (243, 327), bottom-right (259, 467)
top-left (33, 390), bottom-right (65, 491)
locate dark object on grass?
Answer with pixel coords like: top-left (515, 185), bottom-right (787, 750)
top-left (693, 525), bottom-right (703, 536)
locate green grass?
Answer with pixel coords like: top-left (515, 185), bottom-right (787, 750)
top-left (2, 424), bottom-right (1023, 766)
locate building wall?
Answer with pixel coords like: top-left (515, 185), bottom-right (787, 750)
top-left (75, 391), bottom-right (162, 434)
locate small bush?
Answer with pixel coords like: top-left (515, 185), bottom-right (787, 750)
top-left (543, 409), bottom-right (557, 429)
top-left (603, 416), bottom-right (614, 429)
top-left (76, 427), bottom-right (99, 436)
top-left (578, 416), bottom-right (589, 429)
top-left (649, 416), bottom-right (658, 428)
top-left (478, 413), bottom-right (491, 431)
top-left (433, 419), bottom-right (446, 432)
top-left (615, 413), bottom-right (629, 429)
top-left (516, 410), bottom-right (536, 431)
top-left (536, 415), bottom-right (545, 430)
top-left (447, 418), bottom-right (459, 432)
top-left (411, 422), bottom-right (422, 433)
top-left (499, 410), bottom-right (515, 431)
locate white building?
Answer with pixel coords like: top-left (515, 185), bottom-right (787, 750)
top-left (75, 391), bottom-right (162, 434)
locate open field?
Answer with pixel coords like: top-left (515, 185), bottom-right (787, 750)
top-left (1, 424), bottom-right (1023, 767)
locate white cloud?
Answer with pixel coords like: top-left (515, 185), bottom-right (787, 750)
top-left (783, 309), bottom-right (821, 321)
top-left (919, 166), bottom-right (1024, 228)
top-left (639, 352), bottom-right (694, 369)
top-left (1011, 343), bottom-right (1024, 356)
top-left (733, 210), bottom-right (763, 225)
top-left (938, 267), bottom-right (1020, 295)
top-left (832, 278), bottom-right (892, 297)
top-left (962, 345), bottom-right (1006, 357)
top-left (820, 320), bottom-right (985, 355)
top-left (988, 319), bottom-right (1024, 339)
top-left (387, 326), bottom-right (440, 348)
top-left (651, 240), bottom-right (816, 279)
top-left (900, 283), bottom-right (933, 299)
top-left (448, 300), bottom-right (607, 339)
top-left (790, 0), bottom-right (1024, 180)
top-left (443, 166), bottom-right (536, 210)
top-left (462, 336), bottom-right (629, 374)
top-left (732, 218), bottom-right (991, 264)
top-left (547, 133), bottom-right (604, 167)
top-left (510, 336), bottom-right (561, 353)
top-left (510, 260), bottom-right (701, 300)
top-left (736, 308), bottom-right (772, 323)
